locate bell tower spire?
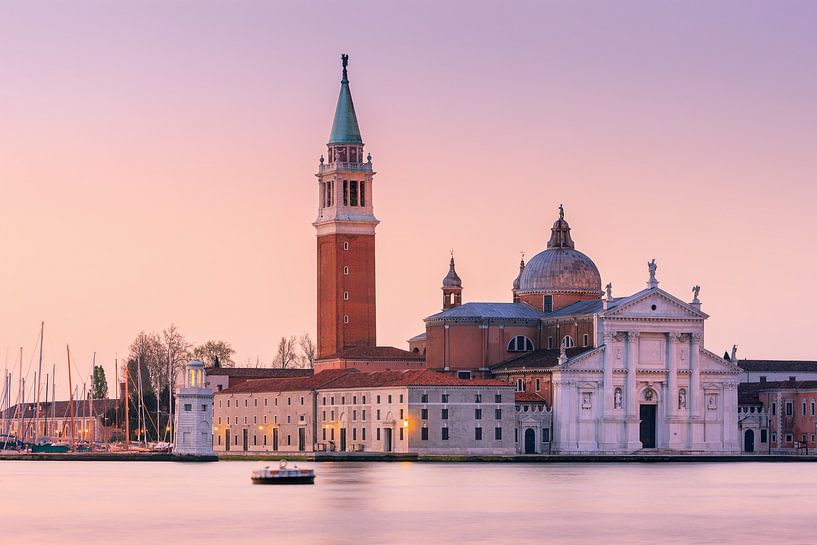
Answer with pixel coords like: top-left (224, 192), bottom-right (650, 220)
top-left (314, 54), bottom-right (379, 360)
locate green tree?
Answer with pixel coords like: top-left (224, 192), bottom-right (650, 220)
top-left (92, 365), bottom-right (108, 399)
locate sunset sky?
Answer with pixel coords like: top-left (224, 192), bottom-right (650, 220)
top-left (1, 1), bottom-right (816, 397)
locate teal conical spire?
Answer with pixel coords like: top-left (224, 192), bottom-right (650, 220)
top-left (328, 54), bottom-right (363, 145)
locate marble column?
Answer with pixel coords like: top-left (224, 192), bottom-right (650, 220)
top-left (666, 333), bottom-right (683, 450)
top-left (599, 332), bottom-right (617, 450)
top-left (625, 331), bottom-right (641, 450)
top-left (688, 333), bottom-right (705, 449)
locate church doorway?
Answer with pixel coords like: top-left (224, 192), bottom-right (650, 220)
top-left (744, 429), bottom-right (755, 453)
top-left (639, 405), bottom-right (656, 448)
top-left (524, 428), bottom-right (536, 454)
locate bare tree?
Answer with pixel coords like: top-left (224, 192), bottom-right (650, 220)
top-left (272, 336), bottom-right (299, 368)
top-left (128, 332), bottom-right (164, 391)
top-left (298, 333), bottom-right (316, 369)
top-left (163, 324), bottom-right (191, 386)
top-left (193, 340), bottom-right (236, 368)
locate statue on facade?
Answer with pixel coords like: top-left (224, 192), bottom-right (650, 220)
top-left (582, 393), bottom-right (591, 409)
top-left (692, 285), bottom-right (700, 303)
top-left (614, 388), bottom-right (622, 409)
top-left (730, 344), bottom-right (738, 362)
top-left (708, 395), bottom-right (717, 410)
top-left (679, 388), bottom-right (687, 410)
top-left (605, 282), bottom-right (613, 300)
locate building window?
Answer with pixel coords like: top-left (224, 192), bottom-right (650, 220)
top-left (388, 395), bottom-right (393, 403)
top-left (400, 409), bottom-right (404, 420)
top-left (341, 396), bottom-right (346, 404)
top-left (376, 428), bottom-right (381, 441)
top-left (343, 241), bottom-right (349, 251)
top-left (344, 315), bottom-right (349, 324)
top-left (812, 402), bottom-right (815, 416)
top-left (421, 393), bottom-right (428, 403)
top-left (343, 266), bottom-right (349, 275)
top-left (362, 396), bottom-right (367, 404)
top-left (441, 394), bottom-right (449, 403)
top-left (362, 428), bottom-right (366, 440)
top-left (583, 334), bottom-right (589, 347)
top-left (515, 379), bottom-right (524, 392)
top-left (352, 428), bottom-right (357, 441)
top-left (804, 402), bottom-right (808, 416)
top-left (508, 335), bottom-right (534, 352)
top-left (771, 402), bottom-right (776, 416)
top-left (475, 427), bottom-right (482, 440)
top-left (421, 427), bottom-right (428, 441)
top-left (360, 183), bottom-right (365, 207)
top-left (362, 410), bottom-right (366, 420)
top-left (350, 180), bottom-right (358, 206)
top-left (287, 435), bottom-right (292, 446)
top-left (475, 408), bottom-right (482, 420)
top-left (352, 410), bottom-right (357, 421)
top-left (785, 434), bottom-right (793, 443)
top-left (442, 409), bottom-right (449, 420)
top-left (343, 180), bottom-right (348, 206)
top-left (201, 404), bottom-right (207, 411)
top-left (562, 335), bottom-right (575, 348)
top-left (495, 408), bottom-right (502, 420)
top-left (535, 378), bottom-right (541, 392)
top-left (457, 371), bottom-right (471, 380)
top-left (184, 404), bottom-right (191, 412)
top-left (399, 428), bottom-right (404, 441)
top-left (542, 428), bottom-right (550, 442)
top-left (495, 427), bottom-right (502, 441)
top-left (376, 395), bottom-right (381, 404)
top-left (544, 295), bottom-right (553, 312)
top-left (421, 408), bottom-right (428, 420)
top-left (344, 291), bottom-right (349, 301)
top-left (760, 429), bottom-right (767, 443)
top-left (547, 336), bottom-right (553, 349)
top-left (772, 432), bottom-right (776, 442)
top-left (376, 409), bottom-right (380, 420)
top-left (759, 376), bottom-right (767, 383)
top-left (786, 402), bottom-right (793, 416)
top-left (789, 376), bottom-right (796, 382)
top-left (475, 394), bottom-right (482, 403)
top-left (353, 396), bottom-right (357, 404)
top-left (495, 394), bottom-right (502, 403)
top-left (442, 428), bottom-right (449, 441)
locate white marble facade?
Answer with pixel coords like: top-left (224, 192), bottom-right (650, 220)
top-left (550, 286), bottom-right (740, 454)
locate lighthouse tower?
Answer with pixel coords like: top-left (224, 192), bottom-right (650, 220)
top-left (173, 360), bottom-right (214, 456)
top-left (314, 54), bottom-right (379, 360)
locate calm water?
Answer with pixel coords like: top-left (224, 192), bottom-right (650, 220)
top-left (1, 460), bottom-right (815, 545)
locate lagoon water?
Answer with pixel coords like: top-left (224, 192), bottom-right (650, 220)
top-left (2, 460), bottom-right (816, 545)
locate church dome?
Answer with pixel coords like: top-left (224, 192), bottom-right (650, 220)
top-left (517, 207), bottom-right (602, 295)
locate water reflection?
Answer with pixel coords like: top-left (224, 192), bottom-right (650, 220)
top-left (2, 461), bottom-right (816, 545)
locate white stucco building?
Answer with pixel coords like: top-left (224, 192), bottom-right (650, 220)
top-left (549, 269), bottom-right (741, 453)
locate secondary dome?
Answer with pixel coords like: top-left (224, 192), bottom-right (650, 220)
top-left (517, 207), bottom-right (602, 295)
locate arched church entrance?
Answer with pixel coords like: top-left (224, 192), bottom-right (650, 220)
top-left (744, 429), bottom-right (755, 453)
top-left (639, 389), bottom-right (657, 449)
top-left (524, 428), bottom-right (536, 454)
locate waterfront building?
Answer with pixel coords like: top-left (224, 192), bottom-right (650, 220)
top-left (312, 55), bottom-right (425, 373)
top-left (316, 369), bottom-right (516, 455)
top-left (212, 370), bottom-right (351, 453)
top-left (735, 360), bottom-right (817, 384)
top-left (738, 381), bottom-right (817, 453)
top-left (1, 398), bottom-right (117, 443)
top-left (173, 360), bottom-right (214, 456)
top-left (737, 382), bottom-right (771, 453)
top-left (515, 392), bottom-right (552, 454)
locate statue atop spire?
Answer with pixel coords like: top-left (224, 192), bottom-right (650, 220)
top-left (559, 203), bottom-right (564, 220)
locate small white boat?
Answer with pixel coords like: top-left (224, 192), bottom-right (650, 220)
top-left (251, 461), bottom-right (315, 485)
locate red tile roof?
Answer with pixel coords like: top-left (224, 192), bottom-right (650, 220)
top-left (739, 380), bottom-right (817, 405)
top-left (319, 346), bottom-right (425, 362)
top-left (218, 369), bottom-right (355, 395)
top-left (515, 392), bottom-right (548, 403)
top-left (206, 367), bottom-right (313, 378)
top-left (320, 369), bottom-right (509, 389)
top-left (491, 347), bottom-right (594, 371)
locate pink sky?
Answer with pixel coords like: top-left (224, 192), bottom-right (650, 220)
top-left (1, 2), bottom-right (816, 396)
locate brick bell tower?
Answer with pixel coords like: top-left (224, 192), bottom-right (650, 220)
top-left (314, 54), bottom-right (379, 359)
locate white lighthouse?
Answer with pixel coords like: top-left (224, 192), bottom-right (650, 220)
top-left (173, 359), bottom-right (214, 456)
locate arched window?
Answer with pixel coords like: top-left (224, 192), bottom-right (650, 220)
top-left (547, 336), bottom-right (553, 349)
top-left (508, 335), bottom-right (534, 352)
top-left (515, 378), bottom-right (524, 392)
top-left (583, 334), bottom-right (589, 347)
top-left (562, 335), bottom-right (575, 348)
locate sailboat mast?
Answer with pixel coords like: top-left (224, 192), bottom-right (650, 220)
top-left (136, 355), bottom-right (146, 446)
top-left (89, 353), bottom-right (95, 443)
top-left (114, 359), bottom-right (119, 445)
top-left (124, 361), bottom-right (130, 450)
top-left (34, 322), bottom-right (44, 443)
top-left (44, 373), bottom-right (49, 440)
top-left (18, 347), bottom-right (23, 441)
top-left (66, 345), bottom-right (76, 451)
top-left (51, 364), bottom-right (56, 437)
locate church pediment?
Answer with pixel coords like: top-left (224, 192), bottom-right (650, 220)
top-left (603, 289), bottom-right (708, 321)
top-left (700, 349), bottom-right (742, 373)
top-left (558, 346), bottom-right (604, 371)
